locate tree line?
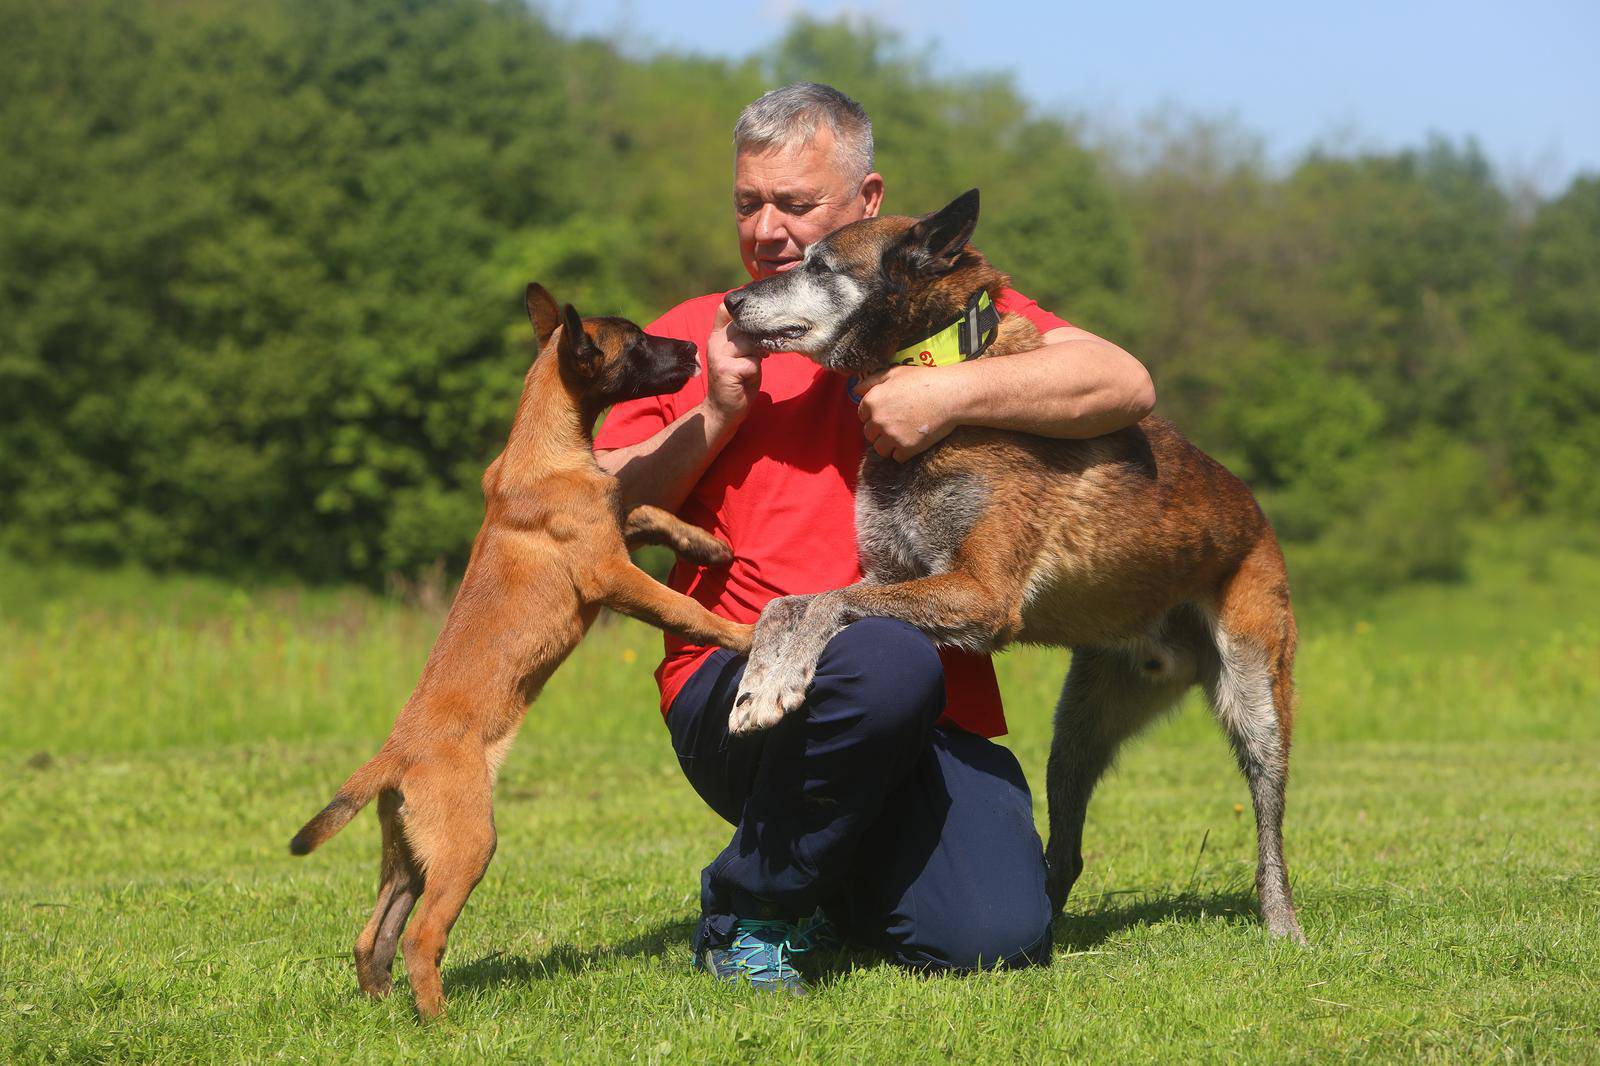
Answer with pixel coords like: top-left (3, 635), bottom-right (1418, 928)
top-left (3, 0), bottom-right (1596, 601)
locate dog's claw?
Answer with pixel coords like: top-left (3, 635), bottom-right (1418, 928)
top-left (728, 660), bottom-right (812, 735)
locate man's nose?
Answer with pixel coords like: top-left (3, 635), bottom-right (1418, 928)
top-left (753, 203), bottom-right (784, 244)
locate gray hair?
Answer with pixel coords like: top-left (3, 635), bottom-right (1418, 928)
top-left (733, 82), bottom-right (875, 185)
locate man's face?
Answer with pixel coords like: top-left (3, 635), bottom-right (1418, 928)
top-left (734, 126), bottom-right (882, 281)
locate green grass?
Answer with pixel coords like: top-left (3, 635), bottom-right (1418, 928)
top-left (2, 529), bottom-right (1598, 1062)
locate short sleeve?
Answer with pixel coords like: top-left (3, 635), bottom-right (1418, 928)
top-left (995, 289), bottom-right (1072, 334)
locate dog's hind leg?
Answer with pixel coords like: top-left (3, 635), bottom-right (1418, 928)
top-left (1203, 538), bottom-right (1305, 943)
top-left (1045, 639), bottom-right (1194, 914)
top-left (396, 758), bottom-right (497, 1021)
top-left (353, 789), bottom-right (423, 998)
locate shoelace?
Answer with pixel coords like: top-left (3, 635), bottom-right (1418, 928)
top-left (728, 919), bottom-right (806, 980)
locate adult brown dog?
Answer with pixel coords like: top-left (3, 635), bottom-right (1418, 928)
top-left (721, 190), bottom-right (1306, 943)
top-left (289, 285), bottom-right (755, 1019)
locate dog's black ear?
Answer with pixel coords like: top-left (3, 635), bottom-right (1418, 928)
top-left (902, 188), bottom-right (980, 275)
top-left (526, 283), bottom-right (561, 349)
top-left (556, 303), bottom-right (602, 378)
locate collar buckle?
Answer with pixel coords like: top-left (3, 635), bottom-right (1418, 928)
top-left (959, 289), bottom-right (1000, 358)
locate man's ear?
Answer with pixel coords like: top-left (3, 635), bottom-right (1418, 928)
top-left (902, 188), bottom-right (980, 275)
top-left (556, 303), bottom-right (601, 378)
top-left (526, 283), bottom-right (561, 349)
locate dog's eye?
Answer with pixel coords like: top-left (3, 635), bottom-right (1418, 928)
top-left (806, 257), bottom-right (829, 274)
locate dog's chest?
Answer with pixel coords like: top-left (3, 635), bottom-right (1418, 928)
top-left (855, 455), bottom-right (988, 581)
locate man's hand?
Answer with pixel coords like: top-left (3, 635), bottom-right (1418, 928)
top-left (855, 365), bottom-right (961, 462)
top-left (704, 304), bottom-right (765, 431)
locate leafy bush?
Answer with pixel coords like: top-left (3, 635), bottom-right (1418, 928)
top-left (0, 1), bottom-right (1595, 593)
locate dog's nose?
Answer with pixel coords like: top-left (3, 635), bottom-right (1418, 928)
top-left (723, 288), bottom-right (749, 316)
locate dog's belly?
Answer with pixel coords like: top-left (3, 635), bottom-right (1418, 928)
top-left (854, 419), bottom-right (1265, 648)
top-left (1014, 551), bottom-right (1174, 646)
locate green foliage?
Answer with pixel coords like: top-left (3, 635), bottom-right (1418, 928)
top-left (1519, 176), bottom-right (1600, 350)
top-left (0, 1), bottom-right (1596, 603)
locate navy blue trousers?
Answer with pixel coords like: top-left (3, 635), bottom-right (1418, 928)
top-left (667, 618), bottom-right (1052, 972)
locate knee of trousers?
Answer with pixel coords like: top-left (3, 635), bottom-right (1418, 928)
top-left (895, 906), bottom-right (1054, 975)
top-left (816, 618), bottom-right (946, 743)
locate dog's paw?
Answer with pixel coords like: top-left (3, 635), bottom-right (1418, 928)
top-left (703, 536), bottom-right (735, 566)
top-left (729, 667), bottom-right (808, 735)
top-left (1266, 912), bottom-right (1309, 945)
top-left (1042, 852), bottom-right (1083, 916)
top-left (672, 531), bottom-right (734, 567)
top-left (686, 534), bottom-right (734, 567)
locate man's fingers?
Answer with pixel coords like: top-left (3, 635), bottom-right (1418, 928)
top-left (724, 323), bottom-right (765, 359)
top-left (855, 370), bottom-right (888, 394)
top-left (713, 303), bottom-right (732, 329)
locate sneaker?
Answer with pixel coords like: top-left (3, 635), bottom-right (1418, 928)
top-left (695, 918), bottom-right (810, 994)
top-left (791, 907), bottom-right (844, 954)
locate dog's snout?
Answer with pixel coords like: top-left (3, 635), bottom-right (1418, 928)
top-left (723, 288), bottom-right (749, 316)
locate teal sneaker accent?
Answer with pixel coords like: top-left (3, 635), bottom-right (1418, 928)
top-left (791, 907), bottom-right (844, 954)
top-left (695, 918), bottom-right (810, 994)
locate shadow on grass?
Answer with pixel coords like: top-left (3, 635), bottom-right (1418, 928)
top-left (445, 890), bottom-right (1265, 995)
top-left (1053, 888), bottom-right (1261, 952)
top-left (445, 917), bottom-right (696, 991)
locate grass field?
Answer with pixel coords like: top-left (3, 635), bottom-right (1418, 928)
top-left (2, 527), bottom-right (1598, 1062)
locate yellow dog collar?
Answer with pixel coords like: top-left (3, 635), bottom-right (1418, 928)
top-left (892, 290), bottom-right (1000, 368)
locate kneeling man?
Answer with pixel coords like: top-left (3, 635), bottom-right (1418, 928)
top-left (597, 82), bottom-right (1155, 991)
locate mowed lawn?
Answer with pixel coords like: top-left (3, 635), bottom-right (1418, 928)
top-left (2, 531), bottom-right (1598, 1062)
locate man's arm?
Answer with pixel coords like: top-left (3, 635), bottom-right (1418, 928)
top-left (597, 305), bottom-right (760, 512)
top-left (854, 327), bottom-right (1156, 462)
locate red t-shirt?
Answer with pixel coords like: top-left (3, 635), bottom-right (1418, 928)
top-left (595, 288), bottom-right (1071, 738)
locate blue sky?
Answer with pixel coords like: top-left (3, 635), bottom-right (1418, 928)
top-left (548, 0), bottom-right (1599, 194)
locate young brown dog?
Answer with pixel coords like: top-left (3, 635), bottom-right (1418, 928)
top-left (723, 190), bottom-right (1306, 943)
top-left (289, 285), bottom-right (754, 1019)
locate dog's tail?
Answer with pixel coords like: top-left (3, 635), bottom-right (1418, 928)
top-left (289, 751), bottom-right (403, 856)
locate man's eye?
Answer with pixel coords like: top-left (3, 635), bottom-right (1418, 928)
top-left (784, 202), bottom-right (815, 216)
top-left (736, 202), bottom-right (758, 217)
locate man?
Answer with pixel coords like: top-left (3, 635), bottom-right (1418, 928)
top-left (596, 83), bottom-right (1155, 991)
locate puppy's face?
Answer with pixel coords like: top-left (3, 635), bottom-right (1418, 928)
top-left (722, 189), bottom-right (982, 375)
top-left (525, 284), bottom-right (699, 408)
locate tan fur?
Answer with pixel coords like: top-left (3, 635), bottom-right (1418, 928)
top-left (290, 287), bottom-right (753, 1020)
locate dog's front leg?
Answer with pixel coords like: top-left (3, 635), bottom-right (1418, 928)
top-left (728, 570), bottom-right (1020, 735)
top-left (601, 563), bottom-right (753, 652)
top-left (623, 505), bottom-right (733, 567)
top-left (727, 594), bottom-right (816, 733)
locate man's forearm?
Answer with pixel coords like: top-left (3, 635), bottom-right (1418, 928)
top-left (951, 334), bottom-right (1156, 439)
top-left (596, 402), bottom-right (743, 513)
